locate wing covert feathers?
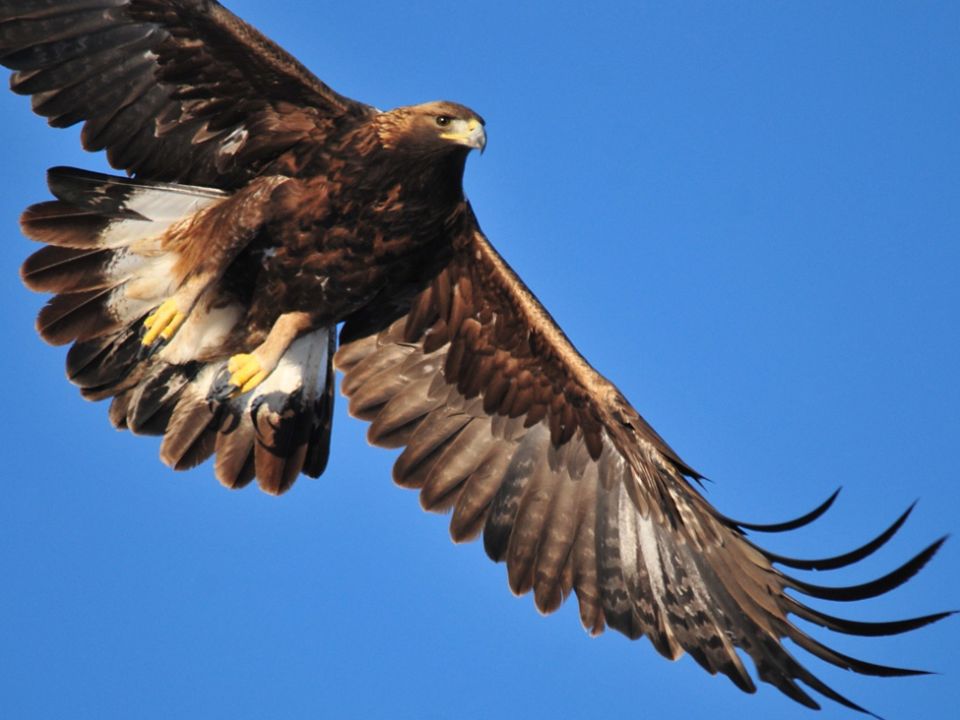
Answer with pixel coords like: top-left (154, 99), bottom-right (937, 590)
top-left (0, 0), bottom-right (371, 185)
top-left (336, 226), bottom-right (949, 715)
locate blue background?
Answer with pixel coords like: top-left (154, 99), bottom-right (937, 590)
top-left (1, 2), bottom-right (957, 718)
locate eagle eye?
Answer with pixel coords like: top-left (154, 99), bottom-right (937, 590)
top-left (435, 115), bottom-right (452, 127)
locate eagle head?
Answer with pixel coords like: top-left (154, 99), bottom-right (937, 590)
top-left (375, 101), bottom-right (486, 154)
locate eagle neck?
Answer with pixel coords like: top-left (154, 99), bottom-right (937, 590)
top-left (413, 149), bottom-right (468, 206)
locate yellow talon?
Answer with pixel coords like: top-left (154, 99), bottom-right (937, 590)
top-left (227, 353), bottom-right (268, 394)
top-left (142, 299), bottom-right (186, 346)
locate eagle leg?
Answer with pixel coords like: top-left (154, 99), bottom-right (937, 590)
top-left (208, 311), bottom-right (314, 401)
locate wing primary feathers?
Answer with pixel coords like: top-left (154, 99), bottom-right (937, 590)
top-left (35, 49), bottom-right (155, 127)
top-left (785, 596), bottom-right (955, 637)
top-left (787, 627), bottom-right (931, 678)
top-left (776, 658), bottom-right (882, 720)
top-left (0, 21), bottom-right (152, 72)
top-left (721, 487), bottom-right (841, 532)
top-left (0, 7), bottom-right (124, 52)
top-left (759, 501), bottom-right (916, 571)
top-left (10, 25), bottom-right (157, 95)
top-left (785, 537), bottom-right (947, 602)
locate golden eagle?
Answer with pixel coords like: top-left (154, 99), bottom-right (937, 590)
top-left (0, 1), bottom-right (948, 714)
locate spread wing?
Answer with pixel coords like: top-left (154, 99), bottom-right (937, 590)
top-left (0, 0), bottom-right (372, 186)
top-left (335, 213), bottom-right (948, 714)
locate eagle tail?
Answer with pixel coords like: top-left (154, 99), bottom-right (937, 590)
top-left (22, 167), bottom-right (336, 494)
top-left (70, 324), bottom-right (336, 495)
top-left (154, 328), bottom-right (336, 494)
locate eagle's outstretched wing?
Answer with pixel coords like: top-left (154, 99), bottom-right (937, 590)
top-left (336, 213), bottom-right (948, 714)
top-left (0, 0), bottom-right (371, 186)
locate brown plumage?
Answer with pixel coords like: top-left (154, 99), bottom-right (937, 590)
top-left (0, 1), bottom-right (949, 715)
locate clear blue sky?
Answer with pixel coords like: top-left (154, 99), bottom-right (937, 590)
top-left (1, 2), bottom-right (957, 719)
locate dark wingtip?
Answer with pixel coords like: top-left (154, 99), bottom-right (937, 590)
top-left (764, 500), bottom-right (917, 571)
top-left (789, 625), bottom-right (938, 679)
top-left (788, 597), bottom-right (955, 637)
top-left (786, 537), bottom-right (947, 602)
top-left (724, 487), bottom-right (842, 533)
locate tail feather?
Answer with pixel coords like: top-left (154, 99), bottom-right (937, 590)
top-left (160, 365), bottom-right (221, 471)
top-left (23, 166), bottom-right (337, 494)
top-left (151, 330), bottom-right (335, 491)
top-left (215, 421), bottom-right (258, 489)
top-left (108, 388), bottom-right (133, 431)
top-left (126, 364), bottom-right (195, 436)
top-left (303, 339), bottom-right (337, 478)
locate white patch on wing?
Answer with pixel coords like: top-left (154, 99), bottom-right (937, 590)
top-left (123, 184), bottom-right (224, 218)
top-left (98, 217), bottom-right (177, 248)
top-left (84, 183), bottom-right (232, 328)
top-left (93, 185), bottom-right (228, 325)
top-left (98, 188), bottom-right (223, 248)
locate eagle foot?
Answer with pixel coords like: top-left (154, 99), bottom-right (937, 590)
top-left (207, 353), bottom-right (268, 402)
top-left (141, 299), bottom-right (186, 350)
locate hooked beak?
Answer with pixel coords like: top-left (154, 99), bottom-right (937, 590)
top-left (441, 117), bottom-right (487, 153)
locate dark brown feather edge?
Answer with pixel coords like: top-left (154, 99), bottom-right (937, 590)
top-left (335, 224), bottom-right (949, 715)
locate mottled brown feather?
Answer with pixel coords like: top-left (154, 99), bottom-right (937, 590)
top-left (336, 220), bottom-right (940, 713)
